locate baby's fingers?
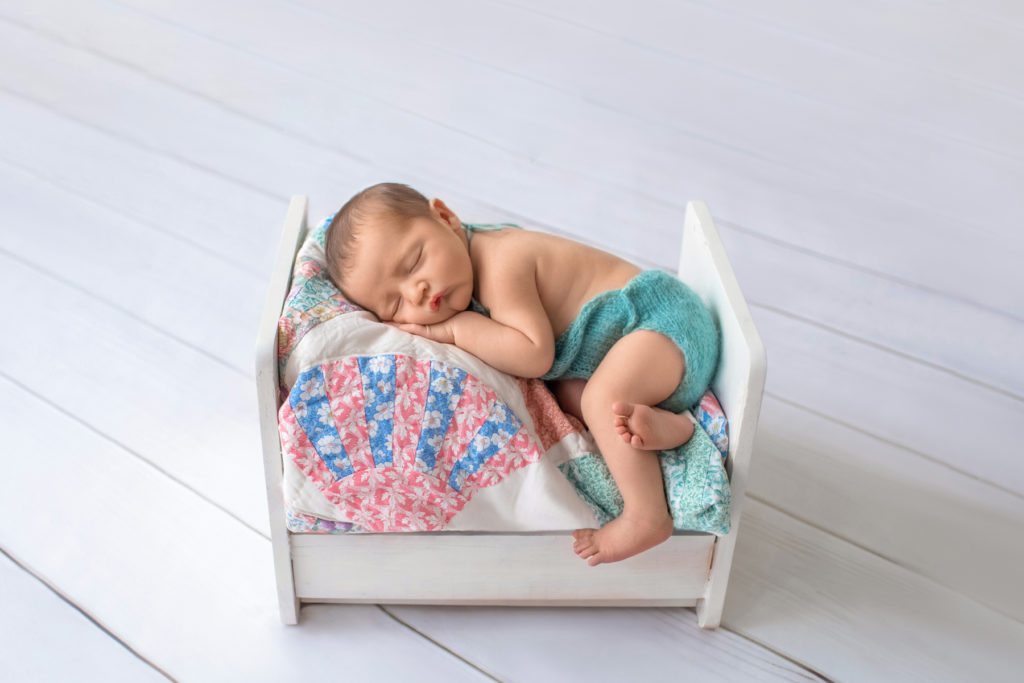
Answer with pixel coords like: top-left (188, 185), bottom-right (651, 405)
top-left (390, 322), bottom-right (425, 335)
top-left (394, 322), bottom-right (442, 341)
top-left (387, 321), bottom-right (454, 344)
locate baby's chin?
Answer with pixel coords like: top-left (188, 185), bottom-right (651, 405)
top-left (452, 289), bottom-right (473, 313)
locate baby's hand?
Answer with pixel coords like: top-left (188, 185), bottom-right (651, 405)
top-left (391, 319), bottom-right (456, 345)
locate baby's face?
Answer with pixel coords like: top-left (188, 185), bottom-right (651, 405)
top-left (342, 211), bottom-right (474, 325)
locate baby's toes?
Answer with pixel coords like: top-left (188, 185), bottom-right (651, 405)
top-left (575, 540), bottom-right (598, 559)
top-left (573, 529), bottom-right (598, 557)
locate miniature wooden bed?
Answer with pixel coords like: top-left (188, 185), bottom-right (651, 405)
top-left (256, 197), bottom-right (766, 629)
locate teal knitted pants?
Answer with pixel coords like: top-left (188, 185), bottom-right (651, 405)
top-left (541, 270), bottom-right (719, 413)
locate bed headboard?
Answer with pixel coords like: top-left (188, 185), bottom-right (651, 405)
top-left (256, 195), bottom-right (310, 622)
top-left (677, 201), bottom-right (766, 488)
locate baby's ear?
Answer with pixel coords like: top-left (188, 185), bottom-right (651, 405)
top-left (429, 197), bottom-right (460, 227)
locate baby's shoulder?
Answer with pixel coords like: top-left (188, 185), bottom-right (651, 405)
top-left (471, 227), bottom-right (545, 268)
top-left (473, 227), bottom-right (579, 259)
top-left (479, 229), bottom-right (616, 284)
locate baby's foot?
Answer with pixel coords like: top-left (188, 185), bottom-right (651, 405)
top-left (572, 512), bottom-right (673, 566)
top-left (612, 402), bottom-right (695, 451)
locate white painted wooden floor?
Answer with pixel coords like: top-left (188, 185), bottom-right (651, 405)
top-left (2, 0), bottom-right (1022, 680)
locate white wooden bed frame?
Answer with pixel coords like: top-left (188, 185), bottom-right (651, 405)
top-left (256, 197), bottom-right (766, 629)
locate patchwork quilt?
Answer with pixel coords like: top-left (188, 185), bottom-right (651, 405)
top-left (277, 215), bottom-right (731, 535)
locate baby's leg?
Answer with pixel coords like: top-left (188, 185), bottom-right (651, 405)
top-left (551, 378), bottom-right (587, 423)
top-left (572, 330), bottom-right (682, 566)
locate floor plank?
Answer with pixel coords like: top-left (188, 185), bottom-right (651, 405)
top-left (941, 0), bottom-right (1024, 28)
top-left (1, 162), bottom-right (262, 373)
top-left (0, 551), bottom-right (167, 682)
top-left (728, 500), bottom-right (1024, 681)
top-left (0, 252), bottom-right (269, 534)
top-left (756, 306), bottom-right (1024, 495)
top-left (750, 397), bottom-right (1024, 622)
top-left (0, 12), bottom-right (365, 227)
top-left (504, 0), bottom-right (1024, 158)
top-left (718, 220), bottom-right (1024, 398)
top-left (388, 604), bottom-right (824, 682)
top-left (0, 89), bottom-right (282, 276)
top-left (717, 0), bottom-right (1024, 96)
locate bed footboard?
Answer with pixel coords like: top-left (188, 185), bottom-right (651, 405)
top-left (679, 201), bottom-right (767, 628)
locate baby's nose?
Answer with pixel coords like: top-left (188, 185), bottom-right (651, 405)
top-left (405, 280), bottom-right (428, 305)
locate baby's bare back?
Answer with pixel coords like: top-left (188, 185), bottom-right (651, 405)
top-left (469, 229), bottom-right (641, 338)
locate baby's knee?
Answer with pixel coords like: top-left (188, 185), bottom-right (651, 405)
top-left (579, 380), bottom-right (617, 425)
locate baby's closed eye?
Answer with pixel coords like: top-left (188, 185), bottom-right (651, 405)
top-left (408, 246), bottom-right (422, 272)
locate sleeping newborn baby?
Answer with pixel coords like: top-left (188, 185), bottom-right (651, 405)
top-left (325, 182), bottom-right (719, 565)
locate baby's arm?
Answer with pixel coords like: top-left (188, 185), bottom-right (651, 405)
top-left (396, 255), bottom-right (554, 378)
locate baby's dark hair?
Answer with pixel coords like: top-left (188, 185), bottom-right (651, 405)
top-left (325, 182), bottom-right (434, 292)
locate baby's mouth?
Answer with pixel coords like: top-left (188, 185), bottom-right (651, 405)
top-left (430, 290), bottom-right (446, 311)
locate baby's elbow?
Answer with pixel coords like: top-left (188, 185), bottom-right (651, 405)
top-left (522, 341), bottom-right (554, 379)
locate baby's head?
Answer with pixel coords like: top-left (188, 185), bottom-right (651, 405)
top-left (325, 182), bottom-right (474, 325)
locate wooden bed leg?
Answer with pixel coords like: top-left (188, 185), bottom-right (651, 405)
top-left (696, 531), bottom-right (737, 629)
top-left (271, 519), bottom-right (300, 626)
top-left (279, 590), bottom-right (300, 626)
top-left (695, 595), bottom-right (723, 630)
